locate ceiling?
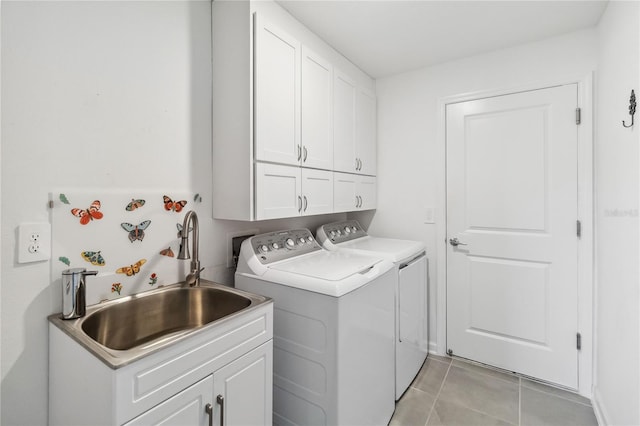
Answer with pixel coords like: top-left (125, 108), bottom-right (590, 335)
top-left (276, 0), bottom-right (608, 79)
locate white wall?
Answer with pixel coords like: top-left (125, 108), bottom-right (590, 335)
top-left (593, 2), bottom-right (640, 425)
top-left (0, 1), bottom-right (3, 421)
top-left (359, 29), bottom-right (598, 356)
top-left (0, 2), bottom-right (344, 424)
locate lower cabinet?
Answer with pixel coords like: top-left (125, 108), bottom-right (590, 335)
top-left (334, 172), bottom-right (377, 212)
top-left (213, 342), bottom-right (272, 426)
top-left (255, 162), bottom-right (333, 220)
top-left (124, 375), bottom-right (213, 426)
top-left (126, 342), bottom-right (273, 426)
top-left (49, 300), bottom-right (273, 426)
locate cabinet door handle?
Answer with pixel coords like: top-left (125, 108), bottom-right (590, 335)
top-left (303, 195), bottom-right (308, 212)
top-left (205, 403), bottom-right (213, 426)
top-left (355, 196), bottom-right (359, 208)
top-left (297, 196), bottom-right (302, 212)
top-left (358, 195), bottom-right (362, 208)
top-left (217, 395), bottom-right (225, 426)
top-left (303, 146), bottom-right (308, 162)
top-left (297, 144), bottom-right (302, 161)
top-left (359, 159), bottom-right (363, 171)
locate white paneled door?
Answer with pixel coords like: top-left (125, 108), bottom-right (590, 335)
top-left (446, 85), bottom-right (579, 388)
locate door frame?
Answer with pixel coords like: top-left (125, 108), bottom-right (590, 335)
top-left (434, 73), bottom-right (594, 397)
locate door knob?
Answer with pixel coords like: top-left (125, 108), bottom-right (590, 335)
top-left (449, 237), bottom-right (467, 247)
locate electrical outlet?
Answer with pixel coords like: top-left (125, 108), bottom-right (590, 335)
top-left (18, 223), bottom-right (51, 263)
top-left (227, 229), bottom-right (258, 268)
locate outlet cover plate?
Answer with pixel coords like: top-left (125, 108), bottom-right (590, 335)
top-left (18, 223), bottom-right (51, 263)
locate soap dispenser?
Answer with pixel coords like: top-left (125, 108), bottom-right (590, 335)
top-left (61, 268), bottom-right (98, 320)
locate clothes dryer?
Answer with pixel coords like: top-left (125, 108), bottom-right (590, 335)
top-left (235, 228), bottom-right (396, 425)
top-left (316, 220), bottom-right (428, 400)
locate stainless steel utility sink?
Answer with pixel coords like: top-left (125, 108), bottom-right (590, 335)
top-left (49, 280), bottom-right (271, 368)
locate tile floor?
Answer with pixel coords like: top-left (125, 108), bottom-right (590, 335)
top-left (389, 355), bottom-right (598, 426)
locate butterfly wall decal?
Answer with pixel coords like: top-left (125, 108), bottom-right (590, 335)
top-left (71, 200), bottom-right (103, 225)
top-left (59, 193), bottom-right (70, 205)
top-left (81, 250), bottom-right (105, 266)
top-left (159, 247), bottom-right (174, 257)
top-left (176, 223), bottom-right (193, 238)
top-left (121, 220), bottom-right (151, 242)
top-left (116, 259), bottom-right (147, 276)
top-left (163, 195), bottom-right (187, 213)
top-left (125, 198), bottom-right (146, 211)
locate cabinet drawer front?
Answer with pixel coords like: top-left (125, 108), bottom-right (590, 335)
top-left (116, 305), bottom-right (273, 424)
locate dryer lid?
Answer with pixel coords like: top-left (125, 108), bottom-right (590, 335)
top-left (338, 236), bottom-right (425, 264)
top-left (269, 250), bottom-right (383, 281)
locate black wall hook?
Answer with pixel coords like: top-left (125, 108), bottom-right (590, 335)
top-left (622, 89), bottom-right (636, 128)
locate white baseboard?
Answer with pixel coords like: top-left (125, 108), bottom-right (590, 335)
top-left (592, 387), bottom-right (609, 426)
top-left (428, 341), bottom-right (443, 356)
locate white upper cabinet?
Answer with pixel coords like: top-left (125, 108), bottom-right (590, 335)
top-left (255, 163), bottom-right (333, 220)
top-left (212, 1), bottom-right (376, 221)
top-left (301, 47), bottom-right (333, 170)
top-left (301, 167), bottom-right (334, 215)
top-left (254, 15), bottom-right (301, 166)
top-left (333, 70), bottom-right (357, 173)
top-left (334, 172), bottom-right (376, 213)
top-left (255, 162), bottom-right (301, 220)
top-left (334, 72), bottom-right (377, 176)
top-left (356, 88), bottom-right (377, 176)
top-left (254, 21), bottom-right (334, 171)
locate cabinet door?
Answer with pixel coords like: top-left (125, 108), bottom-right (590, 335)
top-left (333, 71), bottom-right (357, 173)
top-left (301, 168), bottom-right (333, 216)
top-left (255, 163), bottom-right (302, 220)
top-left (254, 15), bottom-right (301, 166)
top-left (124, 376), bottom-right (213, 426)
top-left (333, 172), bottom-right (358, 212)
top-left (302, 47), bottom-right (333, 170)
top-left (358, 175), bottom-right (377, 210)
top-left (213, 341), bottom-right (273, 426)
top-left (356, 88), bottom-right (377, 176)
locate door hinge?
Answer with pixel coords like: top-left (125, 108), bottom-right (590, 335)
top-left (576, 332), bottom-right (582, 350)
top-left (576, 108), bottom-right (582, 125)
top-left (576, 220), bottom-right (582, 238)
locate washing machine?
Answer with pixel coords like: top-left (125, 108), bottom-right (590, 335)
top-left (235, 228), bottom-right (396, 426)
top-left (316, 220), bottom-right (428, 400)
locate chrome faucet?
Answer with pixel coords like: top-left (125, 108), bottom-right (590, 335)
top-left (177, 210), bottom-right (203, 286)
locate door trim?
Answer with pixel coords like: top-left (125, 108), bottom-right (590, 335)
top-left (434, 73), bottom-right (594, 397)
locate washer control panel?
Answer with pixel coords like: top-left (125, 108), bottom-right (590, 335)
top-left (320, 220), bottom-right (368, 244)
top-left (251, 229), bottom-right (321, 264)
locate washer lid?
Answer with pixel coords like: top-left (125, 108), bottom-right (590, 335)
top-left (269, 250), bottom-right (383, 281)
top-left (336, 236), bottom-right (425, 264)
